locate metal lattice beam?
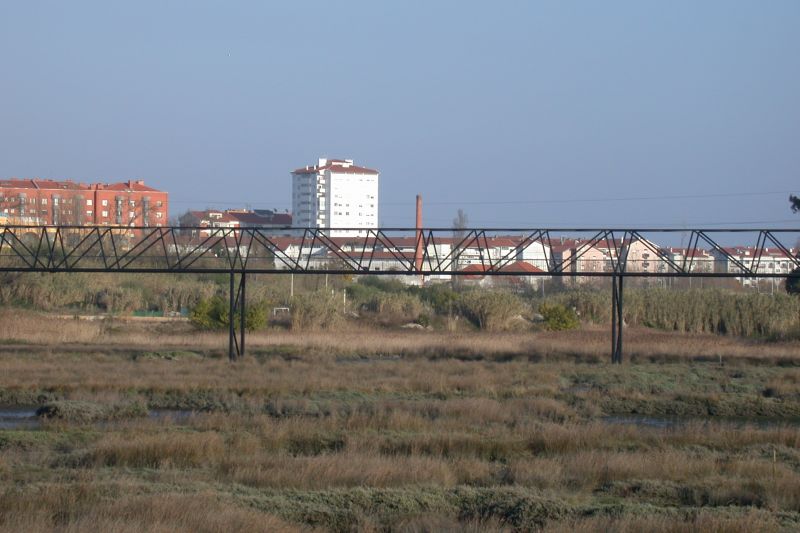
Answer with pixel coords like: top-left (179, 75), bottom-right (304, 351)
top-left (0, 225), bottom-right (797, 277)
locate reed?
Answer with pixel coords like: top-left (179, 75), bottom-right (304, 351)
top-left (0, 313), bottom-right (799, 530)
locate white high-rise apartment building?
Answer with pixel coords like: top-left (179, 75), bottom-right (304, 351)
top-left (291, 158), bottom-right (379, 237)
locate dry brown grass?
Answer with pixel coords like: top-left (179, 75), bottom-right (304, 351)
top-left (219, 451), bottom-right (483, 489)
top-left (544, 510), bottom-right (781, 533)
top-left (90, 431), bottom-right (227, 468)
top-left (0, 486), bottom-right (300, 533)
top-left (0, 352), bottom-right (564, 401)
top-left (4, 308), bottom-right (800, 364)
top-left (61, 414), bottom-right (800, 507)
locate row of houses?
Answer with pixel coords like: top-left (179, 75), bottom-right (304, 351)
top-left (179, 208), bottom-right (292, 234)
top-left (165, 232), bottom-right (798, 285)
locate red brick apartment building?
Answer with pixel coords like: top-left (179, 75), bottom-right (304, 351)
top-left (0, 178), bottom-right (168, 228)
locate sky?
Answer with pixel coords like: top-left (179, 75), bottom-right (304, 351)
top-left (0, 1), bottom-right (798, 229)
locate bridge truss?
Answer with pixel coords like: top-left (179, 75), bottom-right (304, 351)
top-left (1, 225), bottom-right (798, 362)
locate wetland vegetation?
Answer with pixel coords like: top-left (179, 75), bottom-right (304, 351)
top-left (0, 304), bottom-right (799, 531)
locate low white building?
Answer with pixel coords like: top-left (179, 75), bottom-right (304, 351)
top-left (291, 158), bottom-right (379, 237)
top-left (710, 246), bottom-right (797, 285)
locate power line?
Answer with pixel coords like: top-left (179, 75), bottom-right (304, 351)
top-left (384, 216), bottom-right (799, 227)
top-left (381, 190), bottom-right (794, 207)
top-left (168, 190), bottom-right (792, 209)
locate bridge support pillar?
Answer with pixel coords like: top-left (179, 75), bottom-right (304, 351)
top-left (239, 273), bottom-right (246, 358)
top-left (611, 275), bottom-right (624, 364)
top-left (229, 272), bottom-right (236, 361)
top-left (228, 272), bottom-right (246, 361)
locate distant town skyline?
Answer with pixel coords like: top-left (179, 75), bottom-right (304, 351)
top-left (1, 1), bottom-right (798, 228)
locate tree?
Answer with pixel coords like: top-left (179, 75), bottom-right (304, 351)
top-left (452, 209), bottom-right (469, 236)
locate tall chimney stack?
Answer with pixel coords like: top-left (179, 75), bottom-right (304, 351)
top-left (415, 194), bottom-right (423, 275)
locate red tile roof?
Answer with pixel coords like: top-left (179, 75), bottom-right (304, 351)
top-left (460, 261), bottom-right (544, 275)
top-left (502, 261), bottom-right (545, 273)
top-left (0, 178), bottom-right (164, 193)
top-left (0, 178), bottom-right (86, 190)
top-left (292, 161), bottom-right (379, 175)
top-left (94, 181), bottom-right (161, 192)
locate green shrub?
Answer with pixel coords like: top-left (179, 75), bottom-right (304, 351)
top-left (362, 292), bottom-right (425, 324)
top-left (459, 290), bottom-right (525, 331)
top-left (346, 279), bottom-right (428, 324)
top-left (417, 313), bottom-right (431, 328)
top-left (244, 304), bottom-right (268, 331)
top-left (189, 296), bottom-right (268, 332)
top-left (291, 291), bottom-right (342, 331)
top-left (189, 296), bottom-right (228, 330)
top-left (359, 276), bottom-right (407, 293)
top-left (416, 284), bottom-right (460, 315)
top-left (538, 303), bottom-right (579, 331)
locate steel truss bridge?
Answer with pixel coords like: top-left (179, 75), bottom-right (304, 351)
top-left (1, 225), bottom-right (798, 363)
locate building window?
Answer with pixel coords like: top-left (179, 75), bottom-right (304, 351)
top-left (129, 200), bottom-right (135, 207)
top-left (87, 199), bottom-right (93, 206)
top-left (156, 201), bottom-right (162, 207)
top-left (41, 199), bottom-right (47, 205)
top-left (129, 212), bottom-right (135, 218)
top-left (156, 212), bottom-right (163, 219)
top-left (86, 210), bottom-right (92, 216)
top-left (102, 210), bottom-right (108, 217)
top-left (102, 199), bottom-right (108, 207)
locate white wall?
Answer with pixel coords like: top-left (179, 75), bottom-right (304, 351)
top-left (327, 171), bottom-right (378, 236)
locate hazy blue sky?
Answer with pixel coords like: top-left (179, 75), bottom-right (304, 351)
top-left (1, 1), bottom-right (798, 228)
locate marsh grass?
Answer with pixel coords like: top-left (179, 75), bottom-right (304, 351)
top-left (543, 509), bottom-right (782, 533)
top-left (1, 313), bottom-right (800, 530)
top-left (0, 486), bottom-right (299, 533)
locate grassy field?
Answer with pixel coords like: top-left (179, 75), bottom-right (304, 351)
top-left (1, 310), bottom-right (799, 531)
